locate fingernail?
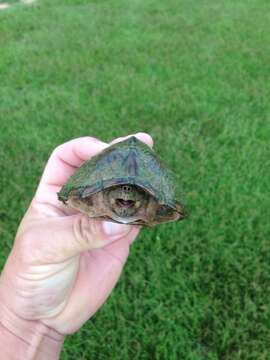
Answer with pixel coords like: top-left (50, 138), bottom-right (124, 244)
top-left (134, 132), bottom-right (154, 148)
top-left (102, 221), bottom-right (131, 236)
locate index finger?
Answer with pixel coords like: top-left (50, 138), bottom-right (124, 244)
top-left (40, 136), bottom-right (108, 187)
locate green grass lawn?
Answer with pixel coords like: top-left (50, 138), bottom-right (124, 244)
top-left (1, 0), bottom-right (270, 358)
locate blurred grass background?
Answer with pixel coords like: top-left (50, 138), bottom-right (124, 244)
top-left (1, 0), bottom-right (270, 359)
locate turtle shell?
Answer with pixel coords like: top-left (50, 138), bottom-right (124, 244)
top-left (58, 136), bottom-right (181, 212)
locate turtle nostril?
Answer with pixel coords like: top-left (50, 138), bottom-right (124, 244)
top-left (123, 185), bottom-right (131, 192)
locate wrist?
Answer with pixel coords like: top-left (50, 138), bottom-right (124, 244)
top-left (0, 301), bottom-right (64, 360)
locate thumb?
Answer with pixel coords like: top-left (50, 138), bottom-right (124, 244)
top-left (20, 215), bottom-right (133, 264)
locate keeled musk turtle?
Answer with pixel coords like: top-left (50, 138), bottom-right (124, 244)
top-left (58, 136), bottom-right (186, 226)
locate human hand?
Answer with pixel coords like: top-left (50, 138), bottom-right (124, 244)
top-left (0, 133), bottom-right (153, 340)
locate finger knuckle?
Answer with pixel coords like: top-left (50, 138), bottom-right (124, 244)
top-left (73, 216), bottom-right (101, 249)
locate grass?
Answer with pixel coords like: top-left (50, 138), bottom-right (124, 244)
top-left (1, 0), bottom-right (270, 358)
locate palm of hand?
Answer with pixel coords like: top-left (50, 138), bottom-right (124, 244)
top-left (0, 134), bottom-right (152, 334)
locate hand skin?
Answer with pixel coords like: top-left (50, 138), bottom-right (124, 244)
top-left (0, 132), bottom-right (153, 359)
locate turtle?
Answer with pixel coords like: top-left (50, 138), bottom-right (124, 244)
top-left (58, 136), bottom-right (186, 226)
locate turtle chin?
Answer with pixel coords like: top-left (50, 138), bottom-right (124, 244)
top-left (111, 204), bottom-right (137, 217)
top-left (110, 204), bottom-right (139, 223)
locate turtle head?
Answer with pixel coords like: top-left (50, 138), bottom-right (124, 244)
top-left (105, 185), bottom-right (146, 217)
